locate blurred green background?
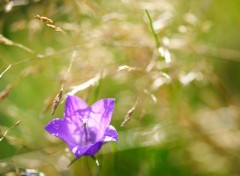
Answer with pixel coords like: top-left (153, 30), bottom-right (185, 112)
top-left (1, 0), bottom-right (240, 175)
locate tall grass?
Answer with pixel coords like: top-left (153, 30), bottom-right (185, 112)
top-left (1, 0), bottom-right (240, 175)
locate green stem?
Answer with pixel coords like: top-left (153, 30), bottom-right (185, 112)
top-left (145, 9), bottom-right (160, 49)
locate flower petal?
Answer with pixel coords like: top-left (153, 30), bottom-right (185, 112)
top-left (84, 142), bottom-right (103, 155)
top-left (64, 95), bottom-right (88, 118)
top-left (87, 98), bottom-right (115, 141)
top-left (69, 142), bottom-right (103, 158)
top-left (70, 145), bottom-right (90, 158)
top-left (45, 118), bottom-right (70, 142)
top-left (103, 125), bottom-right (118, 142)
top-left (45, 117), bottom-right (85, 145)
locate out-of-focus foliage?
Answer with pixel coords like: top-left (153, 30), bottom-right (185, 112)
top-left (0, 0), bottom-right (240, 175)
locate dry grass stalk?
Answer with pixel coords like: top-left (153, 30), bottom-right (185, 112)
top-left (34, 14), bottom-right (54, 24)
top-left (121, 98), bottom-right (140, 127)
top-left (0, 34), bottom-right (14, 45)
top-left (34, 14), bottom-right (65, 34)
top-left (0, 64), bottom-right (12, 79)
top-left (0, 83), bottom-right (15, 101)
top-left (51, 88), bottom-right (63, 116)
top-left (0, 120), bottom-right (22, 142)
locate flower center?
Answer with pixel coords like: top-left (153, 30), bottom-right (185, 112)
top-left (79, 118), bottom-right (96, 146)
top-left (83, 118), bottom-right (88, 144)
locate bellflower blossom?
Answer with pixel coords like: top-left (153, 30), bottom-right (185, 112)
top-left (45, 95), bottom-right (118, 158)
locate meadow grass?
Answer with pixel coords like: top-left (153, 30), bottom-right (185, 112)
top-left (1, 1), bottom-right (240, 175)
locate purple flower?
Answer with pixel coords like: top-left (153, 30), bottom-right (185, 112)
top-left (45, 95), bottom-right (118, 158)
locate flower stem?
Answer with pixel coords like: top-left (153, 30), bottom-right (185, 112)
top-left (67, 157), bottom-right (79, 167)
top-left (90, 155), bottom-right (100, 167)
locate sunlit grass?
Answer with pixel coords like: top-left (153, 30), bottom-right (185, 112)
top-left (0, 0), bottom-right (240, 175)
